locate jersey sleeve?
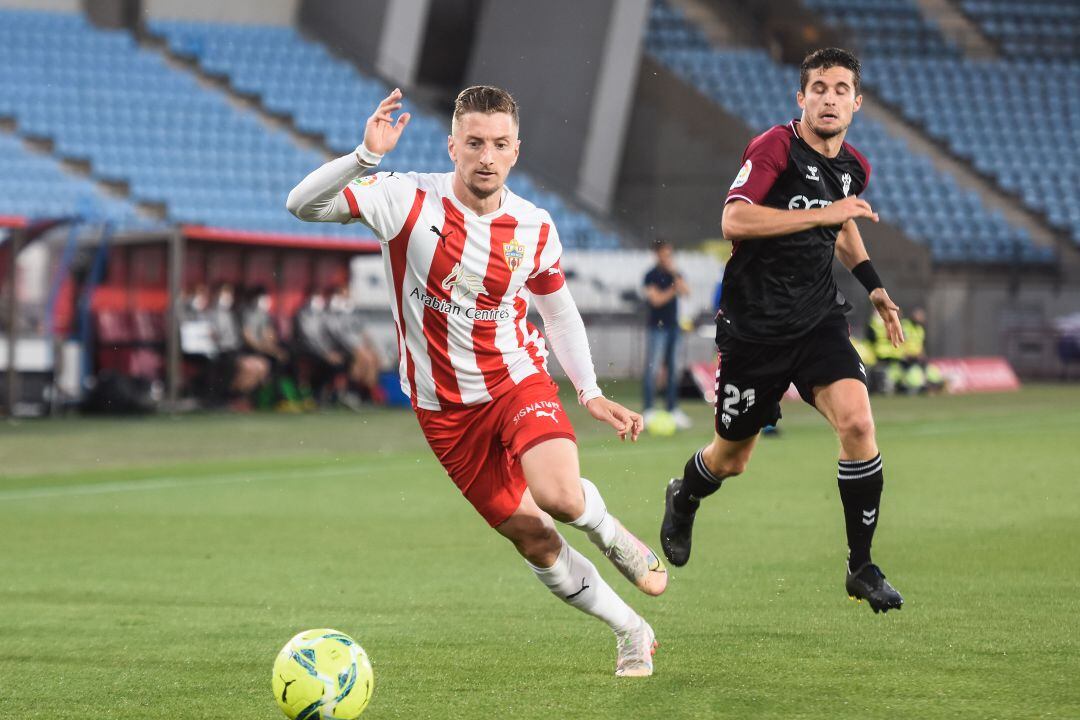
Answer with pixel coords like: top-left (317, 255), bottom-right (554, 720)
top-left (725, 127), bottom-right (791, 205)
top-left (525, 219), bottom-right (566, 296)
top-left (342, 172), bottom-right (420, 241)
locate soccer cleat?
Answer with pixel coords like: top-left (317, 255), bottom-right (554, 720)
top-left (671, 408), bottom-right (693, 430)
top-left (615, 616), bottom-right (657, 677)
top-left (660, 478), bottom-right (696, 567)
top-left (604, 520), bottom-right (668, 596)
top-left (845, 562), bottom-right (904, 613)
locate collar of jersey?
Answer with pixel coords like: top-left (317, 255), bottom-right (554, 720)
top-left (789, 118), bottom-right (847, 161)
top-left (445, 181), bottom-right (516, 221)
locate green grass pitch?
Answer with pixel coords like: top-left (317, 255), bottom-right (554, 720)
top-left (2, 384), bottom-right (1079, 719)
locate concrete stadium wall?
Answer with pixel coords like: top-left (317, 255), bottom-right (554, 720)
top-left (0, 0), bottom-right (78, 10)
top-left (142, 0), bottom-right (298, 25)
top-left (465, 0), bottom-right (649, 216)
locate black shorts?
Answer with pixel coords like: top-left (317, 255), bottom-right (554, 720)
top-left (713, 312), bottom-right (866, 441)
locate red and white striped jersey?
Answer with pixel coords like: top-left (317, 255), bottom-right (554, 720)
top-left (343, 171), bottom-right (566, 411)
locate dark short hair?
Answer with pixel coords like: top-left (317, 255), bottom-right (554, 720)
top-left (453, 85), bottom-right (519, 128)
top-left (653, 239), bottom-right (671, 252)
top-left (800, 47), bottom-right (861, 94)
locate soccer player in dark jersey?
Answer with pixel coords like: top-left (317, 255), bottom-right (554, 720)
top-left (659, 48), bottom-right (904, 612)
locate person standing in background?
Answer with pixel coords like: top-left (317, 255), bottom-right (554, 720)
top-left (642, 240), bottom-right (692, 430)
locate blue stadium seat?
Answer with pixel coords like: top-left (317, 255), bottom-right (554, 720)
top-left (147, 17), bottom-right (620, 248)
top-left (644, 0), bottom-right (1056, 263)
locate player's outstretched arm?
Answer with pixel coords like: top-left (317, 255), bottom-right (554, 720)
top-left (286, 89), bottom-right (411, 223)
top-left (836, 219), bottom-right (905, 348)
top-left (532, 286), bottom-right (643, 442)
top-left (721, 195), bottom-right (879, 241)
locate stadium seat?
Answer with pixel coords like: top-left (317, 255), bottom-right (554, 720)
top-left (644, 0), bottom-right (1059, 263)
top-left (147, 18), bottom-right (623, 249)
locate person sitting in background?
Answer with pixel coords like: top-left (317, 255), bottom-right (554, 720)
top-left (867, 311), bottom-right (904, 394)
top-left (241, 286), bottom-right (302, 410)
top-left (898, 307), bottom-right (943, 394)
top-left (209, 283), bottom-right (270, 409)
top-left (325, 285), bottom-right (385, 406)
top-left (179, 284), bottom-right (223, 404)
top-left (642, 239), bottom-right (692, 430)
top-left (293, 289), bottom-right (346, 405)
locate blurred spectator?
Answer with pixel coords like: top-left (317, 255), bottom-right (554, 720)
top-left (642, 239), bottom-right (691, 430)
top-left (898, 307), bottom-right (944, 394)
top-left (868, 312), bottom-right (904, 394)
top-left (326, 285), bottom-right (385, 405)
top-left (209, 283), bottom-right (270, 407)
top-left (242, 286), bottom-right (302, 410)
top-left (1054, 312), bottom-right (1080, 379)
top-left (179, 284), bottom-right (269, 408)
top-left (293, 289), bottom-right (346, 404)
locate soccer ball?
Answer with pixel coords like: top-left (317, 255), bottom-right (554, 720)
top-left (272, 629), bottom-right (374, 719)
top-left (646, 410), bottom-right (677, 437)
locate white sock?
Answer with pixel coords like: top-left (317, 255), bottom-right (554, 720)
top-left (528, 536), bottom-right (637, 634)
top-left (568, 478), bottom-right (619, 550)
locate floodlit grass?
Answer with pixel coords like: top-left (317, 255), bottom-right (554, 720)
top-left (3, 385), bottom-right (1079, 718)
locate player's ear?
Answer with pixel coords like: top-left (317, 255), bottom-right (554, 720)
top-left (796, 90), bottom-right (806, 110)
top-left (852, 93), bottom-right (863, 113)
top-left (511, 138), bottom-right (521, 167)
top-left (447, 134), bottom-right (456, 162)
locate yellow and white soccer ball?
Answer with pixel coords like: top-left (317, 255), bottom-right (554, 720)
top-left (646, 410), bottom-right (678, 437)
top-left (272, 629), bottom-right (374, 720)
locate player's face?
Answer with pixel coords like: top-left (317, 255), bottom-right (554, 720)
top-left (448, 112), bottom-right (520, 200)
top-left (797, 66), bottom-right (862, 140)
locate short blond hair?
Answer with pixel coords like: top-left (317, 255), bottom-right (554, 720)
top-left (452, 85), bottom-right (519, 131)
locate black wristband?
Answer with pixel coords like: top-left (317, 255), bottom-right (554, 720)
top-left (851, 260), bottom-right (883, 294)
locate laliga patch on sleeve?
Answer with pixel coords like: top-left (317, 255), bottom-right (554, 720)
top-left (730, 160), bottom-right (752, 189)
top-left (352, 174), bottom-right (381, 188)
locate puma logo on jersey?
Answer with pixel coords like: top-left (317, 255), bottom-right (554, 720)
top-left (513, 400), bottom-right (560, 425)
top-left (430, 225), bottom-right (453, 246)
top-left (441, 263), bottom-right (487, 298)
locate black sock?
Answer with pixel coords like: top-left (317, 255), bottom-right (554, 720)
top-left (673, 448), bottom-right (724, 514)
top-left (837, 454), bottom-right (884, 570)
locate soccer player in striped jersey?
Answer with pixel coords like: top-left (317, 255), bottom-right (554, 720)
top-left (287, 86), bottom-right (666, 676)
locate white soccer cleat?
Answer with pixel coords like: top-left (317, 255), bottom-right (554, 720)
top-left (604, 520), bottom-right (669, 596)
top-left (671, 408), bottom-right (693, 430)
top-left (615, 616), bottom-right (657, 678)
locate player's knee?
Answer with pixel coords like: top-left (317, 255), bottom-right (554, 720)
top-left (837, 412), bottom-right (875, 445)
top-left (514, 521), bottom-right (562, 566)
top-left (536, 489), bottom-right (584, 524)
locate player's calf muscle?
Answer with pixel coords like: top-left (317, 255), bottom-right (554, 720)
top-left (702, 437), bottom-right (753, 478)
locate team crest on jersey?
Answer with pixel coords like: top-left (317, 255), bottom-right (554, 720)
top-left (503, 238), bottom-right (526, 272)
top-left (730, 160), bottom-right (752, 189)
top-left (841, 173), bottom-right (852, 197)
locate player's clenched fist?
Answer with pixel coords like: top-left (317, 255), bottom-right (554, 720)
top-left (363, 88), bottom-right (411, 157)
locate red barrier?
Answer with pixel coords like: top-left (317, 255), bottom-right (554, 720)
top-left (690, 355), bottom-right (1021, 402)
top-left (930, 357), bottom-right (1021, 394)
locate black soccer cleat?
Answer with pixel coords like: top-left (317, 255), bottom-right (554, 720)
top-left (660, 478), bottom-right (697, 567)
top-left (845, 562), bottom-right (904, 613)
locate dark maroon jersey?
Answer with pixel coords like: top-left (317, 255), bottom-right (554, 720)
top-left (720, 119), bottom-right (871, 343)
